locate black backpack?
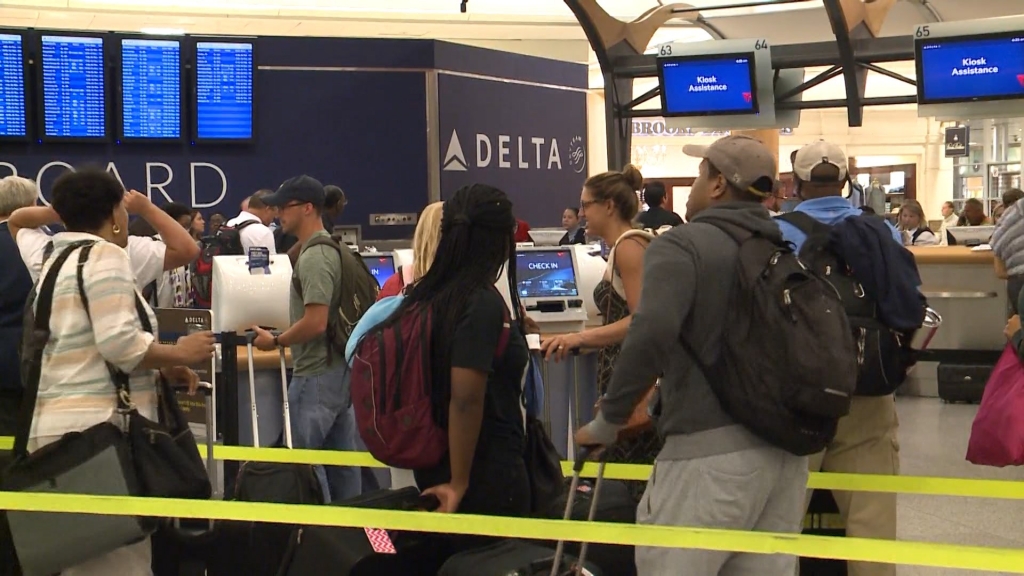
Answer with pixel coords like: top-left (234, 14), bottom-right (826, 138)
top-left (192, 220), bottom-right (259, 309)
top-left (778, 212), bottom-right (922, 396)
top-left (682, 219), bottom-right (857, 457)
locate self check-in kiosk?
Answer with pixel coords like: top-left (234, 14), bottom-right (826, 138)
top-left (360, 252), bottom-right (398, 287)
top-left (496, 246), bottom-right (589, 333)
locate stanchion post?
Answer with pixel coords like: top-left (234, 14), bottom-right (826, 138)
top-left (220, 331), bottom-right (240, 496)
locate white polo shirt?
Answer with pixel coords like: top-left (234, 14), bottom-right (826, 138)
top-left (224, 211), bottom-right (277, 255)
top-left (17, 227), bottom-right (166, 292)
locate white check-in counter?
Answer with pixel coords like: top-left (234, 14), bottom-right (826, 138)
top-left (904, 247), bottom-right (1006, 397)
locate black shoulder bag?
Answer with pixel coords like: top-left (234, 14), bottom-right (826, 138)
top-left (72, 245), bottom-right (212, 502)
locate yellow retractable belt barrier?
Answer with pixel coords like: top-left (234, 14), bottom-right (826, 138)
top-left (4, 439), bottom-right (1024, 500)
top-left (1, 491), bottom-right (1023, 573)
top-left (213, 445), bottom-right (1024, 501)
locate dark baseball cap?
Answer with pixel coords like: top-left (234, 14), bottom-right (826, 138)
top-left (263, 175), bottom-right (325, 208)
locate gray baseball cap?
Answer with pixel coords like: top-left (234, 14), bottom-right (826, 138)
top-left (683, 135), bottom-right (776, 197)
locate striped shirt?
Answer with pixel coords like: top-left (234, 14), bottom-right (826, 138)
top-left (29, 233), bottom-right (158, 442)
top-left (992, 201), bottom-right (1024, 277)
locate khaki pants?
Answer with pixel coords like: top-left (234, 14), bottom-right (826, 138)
top-left (806, 395), bottom-right (899, 576)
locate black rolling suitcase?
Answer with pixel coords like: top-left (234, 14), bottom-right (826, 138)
top-left (438, 450), bottom-right (608, 576)
top-left (276, 487), bottom-right (442, 576)
top-left (938, 363), bottom-right (993, 404)
top-left (151, 378), bottom-right (220, 576)
top-left (546, 477), bottom-right (636, 576)
top-left (207, 338), bottom-right (324, 576)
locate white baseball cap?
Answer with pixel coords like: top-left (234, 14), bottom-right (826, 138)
top-left (793, 140), bottom-right (848, 182)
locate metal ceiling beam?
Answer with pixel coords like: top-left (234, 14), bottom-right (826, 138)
top-left (822, 0), bottom-right (866, 126)
top-left (610, 35), bottom-right (914, 78)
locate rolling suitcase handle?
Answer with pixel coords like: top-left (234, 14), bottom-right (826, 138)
top-left (278, 343), bottom-right (294, 450)
top-left (550, 446), bottom-right (606, 576)
top-left (244, 331), bottom-right (263, 448)
top-left (243, 330), bottom-right (291, 450)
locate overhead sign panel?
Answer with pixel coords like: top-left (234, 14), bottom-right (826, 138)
top-left (915, 15), bottom-right (1024, 119)
top-left (656, 38), bottom-right (800, 130)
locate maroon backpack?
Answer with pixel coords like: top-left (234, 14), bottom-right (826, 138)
top-left (192, 219), bottom-right (258, 309)
top-left (351, 300), bottom-right (510, 469)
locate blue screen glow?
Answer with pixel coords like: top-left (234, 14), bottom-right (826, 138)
top-left (361, 255), bottom-right (396, 287)
top-left (516, 250), bottom-right (578, 298)
top-left (121, 38), bottom-right (181, 139)
top-left (41, 35), bottom-right (106, 138)
top-left (659, 54), bottom-right (757, 116)
top-left (918, 34), bottom-right (1024, 104)
top-left (0, 34), bottom-right (26, 138)
top-left (195, 41), bottom-right (253, 140)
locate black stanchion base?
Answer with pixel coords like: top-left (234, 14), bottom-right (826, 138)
top-left (800, 489), bottom-right (848, 576)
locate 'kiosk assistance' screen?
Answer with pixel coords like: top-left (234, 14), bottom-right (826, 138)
top-left (361, 254), bottom-right (396, 287)
top-left (516, 250), bottom-right (578, 298)
top-left (659, 53), bottom-right (758, 116)
top-left (918, 33), bottom-right (1024, 104)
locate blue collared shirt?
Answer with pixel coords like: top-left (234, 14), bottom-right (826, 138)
top-left (777, 196), bottom-right (902, 253)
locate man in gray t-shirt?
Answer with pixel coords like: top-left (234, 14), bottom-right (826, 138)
top-left (254, 175), bottom-right (360, 502)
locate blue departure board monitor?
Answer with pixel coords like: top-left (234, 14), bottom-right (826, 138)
top-left (658, 52), bottom-right (759, 117)
top-left (917, 32), bottom-right (1024, 105)
top-left (41, 35), bottom-right (107, 139)
top-left (120, 38), bottom-right (181, 140)
top-left (195, 41), bottom-right (254, 141)
top-left (0, 33), bottom-right (27, 139)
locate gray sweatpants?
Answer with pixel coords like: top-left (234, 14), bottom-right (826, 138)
top-left (635, 446), bottom-right (808, 576)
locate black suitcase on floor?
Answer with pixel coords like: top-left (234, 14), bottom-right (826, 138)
top-left (276, 488), bottom-right (442, 576)
top-left (799, 489), bottom-right (847, 576)
top-left (207, 342), bottom-right (324, 576)
top-left (546, 478), bottom-right (636, 576)
top-left (439, 450), bottom-right (608, 576)
top-left (937, 363), bottom-right (993, 404)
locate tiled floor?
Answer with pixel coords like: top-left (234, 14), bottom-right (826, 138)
top-left (894, 397), bottom-right (1024, 575)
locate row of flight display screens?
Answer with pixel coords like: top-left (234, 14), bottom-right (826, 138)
top-left (656, 29), bottom-right (1024, 117)
top-left (0, 32), bottom-right (253, 141)
top-left (364, 250), bottom-right (579, 300)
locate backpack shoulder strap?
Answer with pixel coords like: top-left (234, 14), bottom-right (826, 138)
top-left (776, 211), bottom-right (831, 239)
top-left (13, 240), bottom-right (94, 456)
top-left (291, 235), bottom-right (344, 296)
top-left (235, 219), bottom-right (259, 231)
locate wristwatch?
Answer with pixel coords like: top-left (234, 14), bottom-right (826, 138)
top-left (273, 335), bottom-right (280, 348)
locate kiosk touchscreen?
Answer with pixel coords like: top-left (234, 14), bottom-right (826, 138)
top-left (360, 252), bottom-right (397, 287)
top-left (946, 225), bottom-right (995, 247)
top-left (515, 247), bottom-right (588, 330)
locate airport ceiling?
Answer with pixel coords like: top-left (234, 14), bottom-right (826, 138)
top-left (0, 0), bottom-right (1021, 59)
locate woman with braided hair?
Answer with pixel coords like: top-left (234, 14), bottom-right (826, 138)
top-left (399, 185), bottom-right (531, 549)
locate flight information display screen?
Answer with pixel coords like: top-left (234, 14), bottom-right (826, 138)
top-left (917, 32), bottom-right (1024, 104)
top-left (195, 41), bottom-right (254, 140)
top-left (0, 33), bottom-right (27, 138)
top-left (516, 250), bottom-right (579, 299)
top-left (658, 52), bottom-right (759, 117)
top-left (41, 35), bottom-right (106, 139)
top-left (121, 38), bottom-right (181, 139)
top-left (361, 254), bottom-right (396, 287)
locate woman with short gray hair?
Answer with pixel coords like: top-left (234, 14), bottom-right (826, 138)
top-left (0, 175), bottom-right (42, 436)
top-left (0, 175), bottom-right (39, 216)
